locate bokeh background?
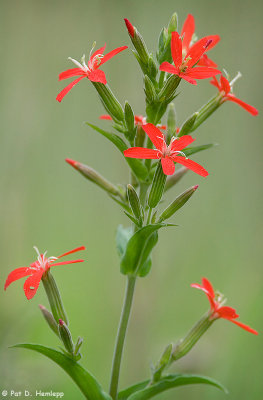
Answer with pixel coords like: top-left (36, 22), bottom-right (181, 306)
top-left (1, 0), bottom-right (262, 399)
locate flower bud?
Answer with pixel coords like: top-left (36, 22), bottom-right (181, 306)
top-left (41, 271), bottom-right (68, 325)
top-left (159, 75), bottom-right (181, 102)
top-left (144, 75), bottom-right (158, 104)
top-left (151, 343), bottom-right (173, 382)
top-left (124, 101), bottom-right (135, 133)
top-left (167, 12), bottom-right (178, 34)
top-left (158, 185), bottom-right (198, 222)
top-left (39, 305), bottom-right (59, 336)
top-left (166, 103), bottom-right (177, 143)
top-left (135, 125), bottom-right (146, 147)
top-left (148, 162), bottom-right (167, 209)
top-left (92, 82), bottom-right (124, 122)
top-left (127, 184), bottom-right (143, 223)
top-left (156, 28), bottom-right (171, 65)
top-left (124, 19), bottom-right (149, 65)
top-left (59, 319), bottom-right (74, 354)
top-left (66, 159), bottom-right (123, 198)
top-left (124, 18), bottom-right (135, 37)
top-left (165, 166), bottom-right (188, 191)
top-left (74, 336), bottom-right (83, 359)
top-left (148, 56), bottom-right (158, 80)
top-left (178, 112), bottom-right (198, 137)
top-left (191, 94), bottom-right (221, 132)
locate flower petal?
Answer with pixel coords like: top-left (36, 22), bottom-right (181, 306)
top-left (171, 32), bottom-right (182, 67)
top-left (99, 46), bottom-right (128, 66)
top-left (58, 68), bottom-right (84, 81)
top-left (191, 281), bottom-right (215, 311)
top-left (186, 37), bottom-right (213, 68)
top-left (202, 277), bottom-right (215, 299)
top-left (210, 76), bottom-right (220, 90)
top-left (4, 267), bottom-right (34, 290)
top-left (229, 319), bottom-right (258, 335)
top-left (198, 54), bottom-right (218, 68)
top-left (217, 306), bottom-right (239, 319)
top-left (226, 94), bottom-right (258, 116)
top-left (23, 270), bottom-right (43, 300)
top-left (220, 76), bottom-right (231, 94)
top-left (181, 14), bottom-right (195, 53)
top-left (196, 35), bottom-right (220, 52)
top-left (159, 62), bottom-right (179, 76)
top-left (171, 135), bottom-right (195, 152)
top-left (186, 67), bottom-right (221, 79)
top-left (172, 156), bottom-right (209, 177)
top-left (49, 259), bottom-right (84, 267)
top-left (56, 76), bottom-right (85, 102)
top-left (180, 74), bottom-right (197, 85)
top-left (100, 114), bottom-right (113, 120)
top-left (88, 69), bottom-right (107, 84)
top-left (90, 45), bottom-right (106, 61)
top-left (161, 157), bottom-right (175, 175)
top-left (142, 123), bottom-right (165, 151)
top-left (124, 147), bottom-right (160, 159)
top-left (57, 246), bottom-right (86, 259)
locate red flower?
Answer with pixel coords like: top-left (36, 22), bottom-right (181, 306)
top-left (160, 31), bottom-right (221, 85)
top-left (181, 14), bottom-right (220, 68)
top-left (211, 74), bottom-right (258, 116)
top-left (191, 277), bottom-right (258, 335)
top-left (56, 44), bottom-right (127, 102)
top-left (123, 123), bottom-right (208, 176)
top-left (4, 246), bottom-right (85, 300)
top-left (99, 114), bottom-right (166, 130)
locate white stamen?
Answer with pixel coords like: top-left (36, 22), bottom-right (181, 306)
top-left (230, 71), bottom-right (242, 87)
top-left (68, 57), bottom-right (85, 70)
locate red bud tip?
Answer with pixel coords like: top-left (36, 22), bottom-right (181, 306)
top-left (65, 158), bottom-right (78, 169)
top-left (39, 304), bottom-right (45, 310)
top-left (124, 18), bottom-right (135, 37)
top-left (59, 319), bottom-right (64, 326)
top-left (193, 185), bottom-right (199, 190)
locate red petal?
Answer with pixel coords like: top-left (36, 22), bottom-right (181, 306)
top-left (57, 246), bottom-right (86, 259)
top-left (161, 157), bottom-right (175, 175)
top-left (159, 62), bottom-right (179, 76)
top-left (90, 45), bottom-right (106, 62)
top-left (229, 319), bottom-right (258, 335)
top-left (171, 32), bottom-right (182, 67)
top-left (58, 68), bottom-right (84, 81)
top-left (88, 69), bottom-right (107, 84)
top-left (180, 74), bottom-right (197, 85)
top-left (220, 76), bottom-right (231, 94)
top-left (124, 147), bottom-right (160, 159)
top-left (100, 46), bottom-right (128, 66)
top-left (217, 306), bottom-right (239, 319)
top-left (172, 156), bottom-right (209, 177)
top-left (4, 267), bottom-right (34, 290)
top-left (49, 259), bottom-right (84, 267)
top-left (191, 282), bottom-right (215, 311)
top-left (186, 67), bottom-right (221, 79)
top-left (56, 76), bottom-right (85, 102)
top-left (198, 54), bottom-right (218, 68)
top-left (202, 277), bottom-right (215, 299)
top-left (197, 35), bottom-right (220, 52)
top-left (100, 114), bottom-right (112, 120)
top-left (186, 37), bottom-right (213, 68)
top-left (171, 135), bottom-right (195, 151)
top-left (142, 123), bottom-right (165, 151)
top-left (23, 270), bottom-right (43, 300)
top-left (181, 14), bottom-right (195, 53)
top-left (210, 76), bottom-right (221, 90)
top-left (226, 94), bottom-right (258, 116)
top-left (158, 125), bottom-right (167, 130)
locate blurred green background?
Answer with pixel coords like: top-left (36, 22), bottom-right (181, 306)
top-left (1, 0), bottom-right (262, 399)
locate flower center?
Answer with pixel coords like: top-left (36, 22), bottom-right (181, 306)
top-left (33, 246), bottom-right (57, 271)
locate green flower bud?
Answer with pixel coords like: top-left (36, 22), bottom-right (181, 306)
top-left (191, 94), bottom-right (222, 132)
top-left (39, 305), bottom-right (59, 336)
top-left (124, 101), bottom-right (135, 133)
top-left (178, 112), bottom-right (198, 137)
top-left (168, 13), bottom-right (178, 34)
top-left (148, 162), bottom-right (167, 209)
top-left (59, 320), bottom-right (74, 354)
top-left (148, 56), bottom-right (158, 80)
top-left (152, 343), bottom-right (173, 382)
top-left (135, 125), bottom-right (146, 147)
top-left (159, 75), bottom-right (181, 102)
top-left (144, 75), bottom-right (158, 104)
top-left (127, 184), bottom-right (143, 223)
top-left (166, 103), bottom-right (177, 143)
top-left (132, 28), bottom-right (150, 65)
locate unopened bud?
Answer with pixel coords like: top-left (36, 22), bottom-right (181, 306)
top-left (39, 305), bottom-right (59, 336)
top-left (166, 103), bottom-right (177, 143)
top-left (191, 94), bottom-right (222, 133)
top-left (148, 56), bottom-right (158, 80)
top-left (124, 19), bottom-right (149, 65)
top-left (152, 343), bottom-right (173, 382)
top-left (59, 319), bottom-right (74, 354)
top-left (158, 185), bottom-right (198, 222)
top-left (127, 184), bottom-right (143, 223)
top-left (156, 28), bottom-right (170, 65)
top-left (168, 12), bottom-right (178, 34)
top-left (135, 125), bottom-right (146, 147)
top-left (159, 75), bottom-right (181, 102)
top-left (66, 159), bottom-right (122, 198)
top-left (178, 112), bottom-right (198, 137)
top-left (165, 166), bottom-right (188, 191)
top-left (124, 101), bottom-right (135, 133)
top-left (144, 75), bottom-right (157, 104)
top-left (92, 82), bottom-right (124, 122)
top-left (148, 162), bottom-right (167, 209)
top-left (124, 18), bottom-right (135, 37)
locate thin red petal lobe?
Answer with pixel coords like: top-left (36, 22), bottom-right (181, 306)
top-left (186, 67), bottom-right (221, 79)
top-left (56, 76), bottom-right (85, 102)
top-left (202, 277), bottom-right (215, 299)
top-left (100, 115), bottom-right (113, 120)
top-left (124, 148), bottom-right (160, 159)
top-left (226, 94), bottom-right (258, 116)
top-left (171, 135), bottom-right (195, 152)
top-left (57, 246), bottom-right (86, 259)
top-left (159, 62), bottom-right (179, 76)
top-left (171, 32), bottom-right (182, 67)
top-left (181, 14), bottom-right (195, 52)
top-left (58, 68), bottom-right (84, 81)
top-left (229, 319), bottom-right (258, 335)
top-left (172, 156), bottom-right (209, 177)
top-left (49, 259), bottom-right (84, 267)
top-left (161, 157), bottom-right (175, 175)
top-left (220, 76), bottom-right (231, 94)
top-left (99, 46), bottom-right (128, 66)
top-left (142, 123), bottom-right (165, 151)
top-left (4, 267), bottom-right (34, 290)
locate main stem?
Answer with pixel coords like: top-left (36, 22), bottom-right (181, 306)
top-left (109, 275), bottom-right (136, 399)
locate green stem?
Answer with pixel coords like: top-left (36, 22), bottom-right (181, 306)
top-left (109, 276), bottom-right (136, 399)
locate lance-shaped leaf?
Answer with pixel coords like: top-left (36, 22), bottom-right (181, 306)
top-left (120, 224), bottom-right (163, 276)
top-left (116, 225), bottom-right (133, 258)
top-left (125, 374), bottom-right (227, 400)
top-left (86, 123), bottom-right (148, 181)
top-left (118, 380), bottom-right (149, 400)
top-left (11, 344), bottom-right (111, 400)
top-left (183, 143), bottom-right (216, 157)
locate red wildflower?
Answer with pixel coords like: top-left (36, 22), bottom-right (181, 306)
top-left (4, 246), bottom-right (85, 300)
top-left (124, 18), bottom-right (135, 38)
top-left (211, 74), bottom-right (258, 116)
top-left (100, 114), bottom-right (166, 130)
top-left (181, 14), bottom-right (220, 68)
top-left (123, 123), bottom-right (208, 176)
top-left (191, 277), bottom-right (258, 335)
top-left (56, 43), bottom-right (127, 102)
top-left (160, 32), bottom-right (220, 85)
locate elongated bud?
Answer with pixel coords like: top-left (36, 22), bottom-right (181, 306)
top-left (165, 166), bottom-right (188, 191)
top-left (158, 185), bottom-right (198, 222)
top-left (168, 12), bottom-right (178, 34)
top-left (171, 312), bottom-right (213, 362)
top-left (148, 162), bottom-right (167, 209)
top-left (39, 305), bottom-right (59, 336)
top-left (66, 159), bottom-right (123, 198)
top-left (135, 125), bottom-right (146, 147)
top-left (159, 75), bottom-right (181, 102)
top-left (74, 336), bottom-right (84, 356)
top-left (124, 101), bottom-right (135, 132)
top-left (124, 19), bottom-right (149, 65)
top-left (59, 320), bottom-right (74, 354)
top-left (41, 271), bottom-right (68, 325)
top-left (148, 56), bottom-right (158, 80)
top-left (156, 28), bottom-right (170, 65)
top-left (178, 113), bottom-right (198, 137)
top-left (144, 75), bottom-right (158, 104)
top-left (191, 94), bottom-right (222, 132)
top-left (166, 103), bottom-right (177, 143)
top-left (127, 184), bottom-right (143, 222)
top-left (151, 343), bottom-right (173, 383)
top-left (92, 82), bottom-right (124, 122)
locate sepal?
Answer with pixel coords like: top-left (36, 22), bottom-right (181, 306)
top-left (92, 82), bottom-right (124, 123)
top-left (178, 113), bottom-right (198, 137)
top-left (39, 305), bottom-right (59, 337)
top-left (148, 162), bottom-right (167, 209)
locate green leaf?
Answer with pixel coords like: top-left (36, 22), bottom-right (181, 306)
top-left (137, 232), bottom-right (158, 277)
top-left (86, 123), bottom-right (148, 181)
top-left (184, 143), bottom-right (216, 157)
top-left (126, 374), bottom-right (227, 400)
top-left (11, 344), bottom-right (111, 400)
top-left (120, 224), bottom-right (163, 276)
top-left (116, 225), bottom-right (133, 258)
top-left (118, 380), bottom-right (149, 400)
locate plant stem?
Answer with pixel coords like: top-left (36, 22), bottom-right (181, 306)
top-left (109, 276), bottom-right (136, 399)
